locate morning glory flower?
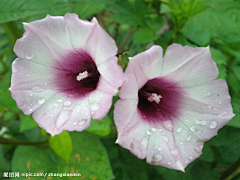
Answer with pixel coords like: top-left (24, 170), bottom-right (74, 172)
top-left (114, 44), bottom-right (234, 171)
top-left (10, 13), bottom-right (123, 135)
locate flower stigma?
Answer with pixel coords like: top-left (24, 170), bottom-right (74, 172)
top-left (76, 70), bottom-right (89, 81)
top-left (147, 93), bottom-right (162, 104)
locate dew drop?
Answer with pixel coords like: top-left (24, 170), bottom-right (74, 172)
top-left (188, 156), bottom-right (193, 160)
top-left (49, 114), bottom-right (54, 118)
top-left (186, 134), bottom-right (192, 142)
top-left (219, 101), bottom-right (222, 104)
top-left (130, 143), bottom-right (134, 149)
top-left (151, 154), bottom-right (163, 163)
top-left (151, 127), bottom-right (156, 132)
top-left (158, 147), bottom-right (162, 151)
top-left (12, 67), bottom-right (18, 73)
top-left (64, 101), bottom-right (72, 107)
top-left (83, 107), bottom-right (87, 110)
top-left (54, 103), bottom-right (59, 108)
top-left (26, 73), bottom-right (30, 76)
top-left (189, 126), bottom-right (196, 132)
top-left (177, 127), bottom-right (182, 133)
top-left (78, 119), bottom-right (87, 126)
top-left (44, 82), bottom-right (48, 86)
top-left (37, 98), bottom-right (45, 105)
top-left (208, 105), bottom-right (212, 109)
top-left (146, 130), bottom-right (151, 135)
top-left (170, 149), bottom-right (178, 156)
top-left (25, 53), bottom-right (33, 60)
top-left (209, 121), bottom-right (217, 129)
top-left (73, 122), bottom-right (77, 126)
top-left (196, 130), bottom-right (202, 135)
top-left (88, 96), bottom-right (92, 100)
top-left (32, 86), bottom-right (44, 92)
top-left (195, 120), bottom-right (207, 125)
top-left (162, 120), bottom-right (173, 132)
top-left (57, 98), bottom-right (63, 103)
top-left (29, 93), bottom-right (34, 96)
top-left (162, 136), bottom-right (168, 143)
top-left (167, 162), bottom-right (172, 165)
top-left (218, 111), bottom-right (227, 118)
top-left (158, 128), bottom-right (162, 132)
top-left (141, 136), bottom-right (148, 150)
top-left (29, 108), bottom-right (32, 112)
top-left (90, 103), bottom-right (100, 111)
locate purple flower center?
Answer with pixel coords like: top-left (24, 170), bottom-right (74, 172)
top-left (55, 50), bottom-right (100, 98)
top-left (138, 77), bottom-right (183, 124)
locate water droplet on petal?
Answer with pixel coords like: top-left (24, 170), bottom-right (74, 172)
top-left (32, 86), bottom-right (44, 92)
top-left (64, 101), bottom-right (72, 107)
top-left (208, 105), bottom-right (212, 109)
top-left (54, 103), bottom-right (59, 108)
top-left (146, 130), bottom-right (151, 135)
top-left (29, 93), bottom-right (34, 96)
top-left (195, 120), bottom-right (207, 125)
top-left (90, 103), bottom-right (100, 111)
top-left (170, 149), bottom-right (178, 156)
top-left (151, 153), bottom-right (163, 163)
top-left (209, 121), bottom-right (217, 129)
top-left (73, 122), bottom-right (77, 126)
top-left (130, 143), bottom-right (134, 149)
top-left (141, 136), bottom-right (148, 150)
top-left (49, 114), bottom-right (54, 118)
top-left (177, 127), bottom-right (182, 133)
top-left (57, 98), bottom-right (63, 103)
top-left (189, 126), bottom-right (196, 132)
top-left (219, 101), bottom-right (222, 104)
top-left (162, 136), bottom-right (168, 143)
top-left (162, 120), bottom-right (173, 132)
top-left (25, 53), bottom-right (33, 60)
top-left (29, 108), bottom-right (32, 112)
top-left (78, 119), bottom-right (87, 126)
top-left (37, 98), bottom-right (45, 105)
top-left (158, 147), bottom-right (162, 151)
top-left (151, 127), bottom-right (156, 132)
top-left (188, 156), bottom-right (193, 160)
top-left (12, 67), bottom-right (18, 73)
top-left (218, 111), bottom-right (227, 118)
top-left (167, 162), bottom-right (172, 165)
top-left (186, 135), bottom-right (192, 142)
top-left (83, 107), bottom-right (87, 110)
top-left (26, 73), bottom-right (29, 76)
top-left (44, 82), bottom-right (48, 86)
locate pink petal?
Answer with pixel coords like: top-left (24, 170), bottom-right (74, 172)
top-left (64, 14), bottom-right (117, 65)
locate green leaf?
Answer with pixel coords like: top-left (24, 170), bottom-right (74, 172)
top-left (106, 0), bottom-right (147, 26)
top-left (11, 132), bottom-right (114, 180)
top-left (19, 115), bottom-right (38, 133)
top-left (70, 1), bottom-right (105, 19)
top-left (0, 89), bottom-right (20, 113)
top-left (198, 143), bottom-right (214, 162)
top-left (86, 115), bottom-right (112, 136)
top-left (0, 0), bottom-right (70, 23)
top-left (182, 0), bottom-right (240, 46)
top-left (227, 93), bottom-right (240, 128)
top-left (133, 27), bottom-right (158, 44)
top-left (210, 48), bottom-right (227, 80)
top-left (49, 131), bottom-right (73, 165)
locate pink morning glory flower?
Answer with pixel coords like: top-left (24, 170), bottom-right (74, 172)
top-left (114, 44), bottom-right (234, 171)
top-left (10, 13), bottom-right (123, 135)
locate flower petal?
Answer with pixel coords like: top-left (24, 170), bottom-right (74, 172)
top-left (64, 14), bottom-right (117, 65)
top-left (114, 44), bottom-right (234, 171)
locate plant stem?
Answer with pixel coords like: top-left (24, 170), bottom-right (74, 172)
top-left (220, 156), bottom-right (240, 180)
top-left (1, 21), bottom-right (22, 45)
top-left (0, 136), bottom-right (48, 147)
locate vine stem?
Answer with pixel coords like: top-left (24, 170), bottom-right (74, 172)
top-left (220, 156), bottom-right (240, 180)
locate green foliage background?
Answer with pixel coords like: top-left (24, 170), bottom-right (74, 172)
top-left (0, 0), bottom-right (240, 179)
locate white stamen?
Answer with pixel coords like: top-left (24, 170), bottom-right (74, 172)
top-left (147, 93), bottom-right (162, 104)
top-left (76, 71), bottom-right (88, 81)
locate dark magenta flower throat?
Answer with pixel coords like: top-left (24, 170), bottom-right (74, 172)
top-left (138, 77), bottom-right (183, 124)
top-left (55, 50), bottom-right (100, 98)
